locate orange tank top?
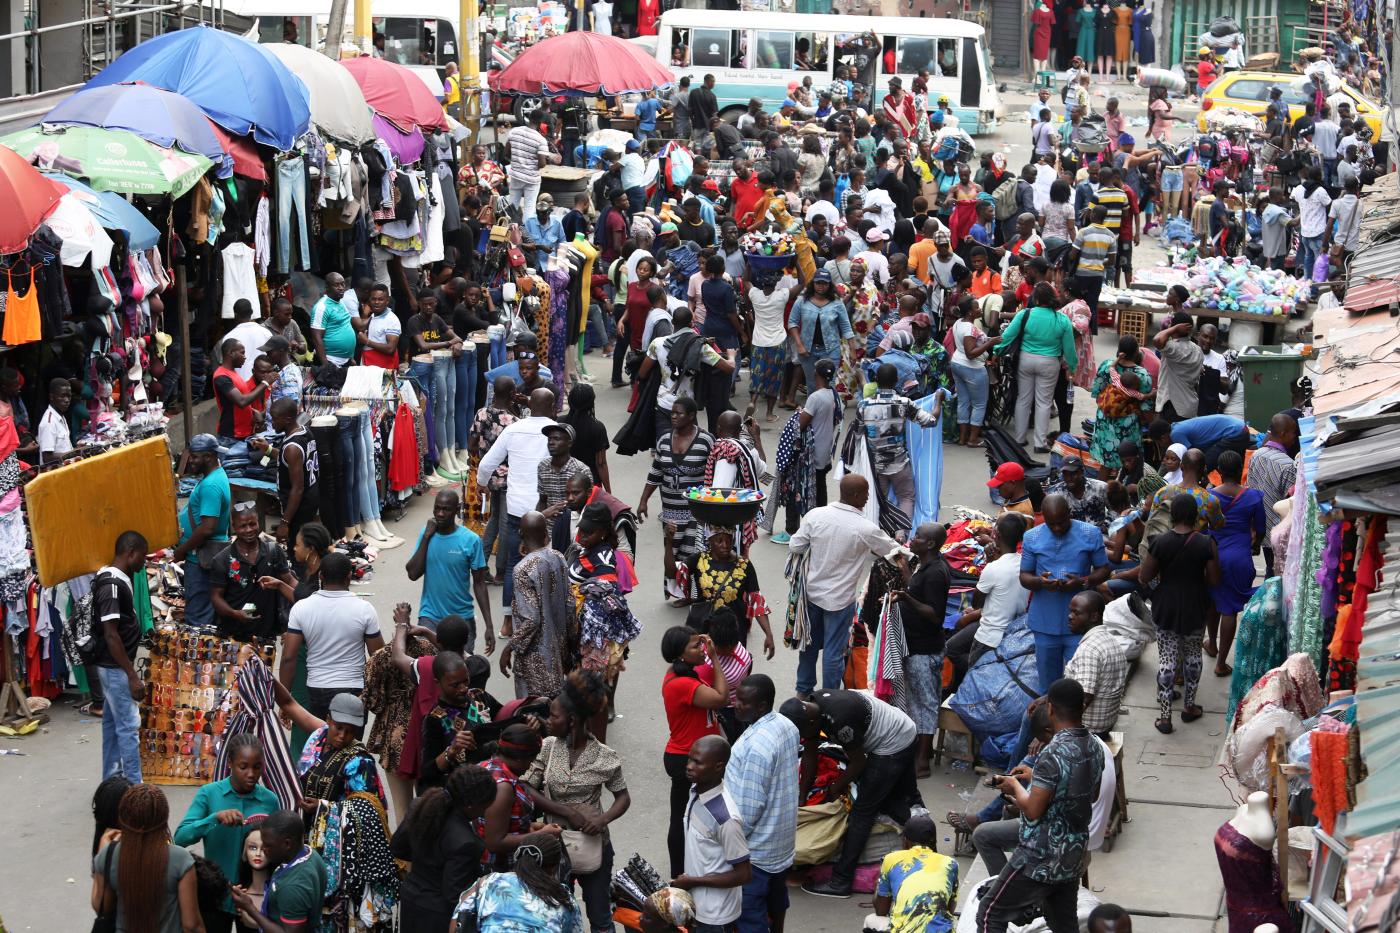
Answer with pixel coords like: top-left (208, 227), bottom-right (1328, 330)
top-left (2, 268), bottom-right (41, 346)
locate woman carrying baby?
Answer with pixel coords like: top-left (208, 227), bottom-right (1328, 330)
top-left (1090, 335), bottom-right (1154, 469)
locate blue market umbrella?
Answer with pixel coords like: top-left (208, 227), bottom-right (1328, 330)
top-left (84, 25), bottom-right (310, 151)
top-left (44, 173), bottom-right (160, 251)
top-left (44, 83), bottom-right (233, 178)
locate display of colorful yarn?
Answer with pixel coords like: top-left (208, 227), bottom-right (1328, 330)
top-left (1185, 256), bottom-right (1311, 317)
top-left (686, 486), bottom-right (763, 503)
top-left (740, 230), bottom-right (796, 256)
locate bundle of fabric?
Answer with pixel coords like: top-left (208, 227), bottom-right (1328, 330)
top-left (1102, 593), bottom-right (1154, 661)
top-left (948, 614), bottom-right (1040, 739)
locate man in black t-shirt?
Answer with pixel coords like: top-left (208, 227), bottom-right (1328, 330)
top-left (211, 507), bottom-right (295, 640)
top-left (898, 522), bottom-right (951, 777)
top-left (93, 530), bottom-right (148, 782)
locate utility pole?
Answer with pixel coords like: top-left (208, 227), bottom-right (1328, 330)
top-left (354, 0), bottom-right (372, 56)
top-left (461, 0), bottom-right (480, 147)
top-left (325, 0), bottom-right (348, 59)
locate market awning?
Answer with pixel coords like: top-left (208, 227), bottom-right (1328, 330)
top-left (260, 42), bottom-right (376, 146)
top-left (0, 124), bottom-right (212, 197)
top-left (371, 114), bottom-right (424, 166)
top-left (492, 31), bottom-right (676, 97)
top-left (0, 144), bottom-right (67, 254)
top-left (42, 83), bottom-right (234, 179)
top-left (44, 173), bottom-right (160, 251)
top-left (83, 25), bottom-right (311, 152)
top-left (341, 56), bottom-right (448, 135)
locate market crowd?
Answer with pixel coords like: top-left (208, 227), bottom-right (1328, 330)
top-left (70, 27), bottom-right (1350, 933)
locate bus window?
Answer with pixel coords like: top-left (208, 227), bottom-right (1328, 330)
top-left (755, 31), bottom-right (794, 69)
top-left (258, 16), bottom-right (311, 47)
top-left (691, 28), bottom-right (734, 68)
top-left (794, 33), bottom-right (829, 71)
top-left (834, 32), bottom-right (880, 88)
top-left (895, 37), bottom-right (935, 73)
top-left (374, 17), bottom-right (441, 67)
top-left (436, 21), bottom-right (458, 66)
top-left (934, 38), bottom-right (959, 77)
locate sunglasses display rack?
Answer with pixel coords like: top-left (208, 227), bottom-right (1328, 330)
top-left (136, 628), bottom-right (276, 785)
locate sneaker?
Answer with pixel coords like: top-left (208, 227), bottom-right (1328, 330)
top-left (770, 532), bottom-right (791, 545)
top-left (802, 878), bottom-right (852, 898)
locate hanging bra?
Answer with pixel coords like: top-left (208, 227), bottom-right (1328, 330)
top-left (1, 267), bottom-right (41, 346)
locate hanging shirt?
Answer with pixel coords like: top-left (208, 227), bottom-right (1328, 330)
top-left (220, 243), bottom-right (259, 320)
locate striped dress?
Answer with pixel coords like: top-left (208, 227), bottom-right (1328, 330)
top-left (647, 428), bottom-right (714, 576)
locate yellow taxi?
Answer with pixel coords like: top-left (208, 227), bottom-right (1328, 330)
top-left (1197, 70), bottom-right (1386, 138)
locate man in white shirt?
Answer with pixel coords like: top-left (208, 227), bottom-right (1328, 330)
top-left (37, 378), bottom-right (74, 464)
top-left (946, 513), bottom-right (1031, 687)
top-left (806, 177), bottom-right (841, 227)
top-left (789, 474), bottom-right (907, 696)
top-left (223, 299), bottom-right (273, 380)
top-left (1328, 176), bottom-right (1363, 255)
top-left (1292, 167), bottom-right (1332, 286)
top-left (278, 552), bottom-right (385, 719)
top-left (506, 115), bottom-right (560, 217)
top-left (620, 139), bottom-right (647, 216)
top-left (1312, 103), bottom-right (1341, 184)
top-left (475, 386), bottom-right (557, 627)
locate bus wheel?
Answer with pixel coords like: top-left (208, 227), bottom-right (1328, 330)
top-left (718, 106), bottom-right (746, 124)
top-left (514, 95), bottom-right (547, 125)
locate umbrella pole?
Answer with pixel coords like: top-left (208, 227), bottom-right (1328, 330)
top-left (176, 265), bottom-right (194, 447)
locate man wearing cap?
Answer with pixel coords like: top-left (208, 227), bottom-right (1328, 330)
top-left (988, 461), bottom-right (1035, 519)
top-left (1047, 456), bottom-right (1111, 532)
top-left (883, 76), bottom-right (918, 139)
top-left (854, 227), bottom-right (892, 286)
top-left (523, 196), bottom-right (565, 269)
top-left (872, 813), bottom-right (958, 930)
top-left (926, 229), bottom-right (967, 319)
top-left (537, 421), bottom-right (591, 551)
top-left (171, 435), bottom-right (233, 628)
top-left (621, 140), bottom-right (648, 219)
top-left (281, 552), bottom-right (385, 718)
top-left (406, 489), bottom-right (492, 651)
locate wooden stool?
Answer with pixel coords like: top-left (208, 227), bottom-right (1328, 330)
top-left (933, 701), bottom-right (977, 767)
top-left (1102, 731), bottom-right (1129, 851)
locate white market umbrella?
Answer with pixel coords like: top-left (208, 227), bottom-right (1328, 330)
top-left (262, 42), bottom-right (376, 146)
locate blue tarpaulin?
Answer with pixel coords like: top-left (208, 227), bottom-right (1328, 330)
top-left (948, 613), bottom-right (1041, 740)
top-left (84, 26), bottom-right (310, 151)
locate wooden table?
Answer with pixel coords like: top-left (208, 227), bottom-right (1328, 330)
top-left (1106, 300), bottom-right (1300, 348)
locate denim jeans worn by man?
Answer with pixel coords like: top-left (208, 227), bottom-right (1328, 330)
top-left (92, 531), bottom-right (150, 782)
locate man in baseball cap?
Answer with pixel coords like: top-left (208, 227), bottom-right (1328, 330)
top-left (540, 421), bottom-right (587, 549)
top-left (987, 462), bottom-right (1034, 519)
top-left (172, 433), bottom-right (233, 627)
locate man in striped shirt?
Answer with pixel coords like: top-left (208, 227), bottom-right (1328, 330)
top-left (1246, 413), bottom-right (1299, 577)
top-left (1068, 206), bottom-right (1117, 335)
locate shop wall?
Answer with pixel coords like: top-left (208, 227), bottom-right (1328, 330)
top-left (1166, 0), bottom-right (1283, 68)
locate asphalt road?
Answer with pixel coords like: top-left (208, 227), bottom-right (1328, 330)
top-left (0, 82), bottom-right (1212, 932)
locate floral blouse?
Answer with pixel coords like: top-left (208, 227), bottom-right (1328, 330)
top-left (472, 407), bottom-right (517, 492)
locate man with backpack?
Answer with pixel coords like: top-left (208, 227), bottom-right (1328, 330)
top-left (638, 307), bottom-right (736, 437)
top-left (86, 530), bottom-right (149, 782)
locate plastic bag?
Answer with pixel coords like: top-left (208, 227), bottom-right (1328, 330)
top-left (1209, 16), bottom-right (1241, 37)
top-left (1136, 66), bottom-right (1188, 95)
top-left (1223, 706), bottom-right (1304, 792)
top-left (949, 614), bottom-right (1041, 739)
top-left (1102, 593), bottom-right (1155, 661)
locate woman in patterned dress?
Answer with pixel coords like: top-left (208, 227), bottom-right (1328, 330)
top-left (1089, 338), bottom-right (1153, 469)
top-left (837, 259), bottom-right (880, 402)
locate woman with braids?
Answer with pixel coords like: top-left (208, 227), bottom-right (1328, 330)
top-left (476, 723), bottom-right (558, 871)
top-left (91, 783), bottom-right (204, 933)
top-left (258, 522), bottom-right (334, 755)
top-left (91, 775), bottom-right (132, 857)
top-left (391, 764), bottom-right (497, 932)
top-left (451, 831), bottom-right (583, 932)
top-left (174, 734), bottom-right (279, 931)
top-left (525, 671), bottom-right (632, 933)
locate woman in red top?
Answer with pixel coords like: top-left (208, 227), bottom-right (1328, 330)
top-left (659, 625), bottom-right (729, 877)
top-left (625, 258), bottom-right (659, 351)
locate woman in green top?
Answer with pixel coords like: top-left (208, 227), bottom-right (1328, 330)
top-left (995, 282), bottom-right (1078, 453)
top-left (173, 733), bottom-right (279, 928)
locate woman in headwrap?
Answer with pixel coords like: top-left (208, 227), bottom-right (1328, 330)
top-left (570, 502), bottom-right (642, 741)
top-left (680, 525), bottom-right (775, 658)
top-left (476, 724), bottom-right (550, 870)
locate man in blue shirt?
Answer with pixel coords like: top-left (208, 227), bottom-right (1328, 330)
top-left (1019, 495), bottom-right (1110, 687)
top-left (968, 200), bottom-right (996, 249)
top-left (405, 488), bottom-right (493, 652)
top-left (171, 434), bottom-right (232, 628)
top-left (523, 196), bottom-right (565, 269)
top-left (635, 89), bottom-right (661, 141)
top-left (1150, 413), bottom-right (1251, 471)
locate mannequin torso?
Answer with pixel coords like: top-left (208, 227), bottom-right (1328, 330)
top-left (1229, 791), bottom-right (1275, 850)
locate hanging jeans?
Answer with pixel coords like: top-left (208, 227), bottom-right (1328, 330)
top-left (336, 413), bottom-right (360, 527)
top-left (351, 410), bottom-right (380, 524)
top-left (276, 156), bottom-right (311, 273)
top-left (96, 664), bottom-right (142, 782)
top-left (431, 353), bottom-right (457, 454)
top-left (453, 350), bottom-right (477, 452)
top-left (408, 360), bottom-right (437, 461)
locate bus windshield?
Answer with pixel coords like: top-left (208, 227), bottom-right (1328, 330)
top-left (372, 16), bottom-right (458, 68)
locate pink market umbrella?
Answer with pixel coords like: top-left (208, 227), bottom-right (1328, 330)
top-left (341, 56), bottom-right (448, 134)
top-left (492, 31), bottom-right (675, 96)
top-left (207, 122), bottom-right (266, 181)
top-left (372, 114), bottom-right (425, 165)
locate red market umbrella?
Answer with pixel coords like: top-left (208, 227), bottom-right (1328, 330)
top-left (340, 56), bottom-right (448, 134)
top-left (207, 121), bottom-right (267, 181)
top-left (493, 31), bottom-right (676, 97)
top-left (0, 144), bottom-right (66, 253)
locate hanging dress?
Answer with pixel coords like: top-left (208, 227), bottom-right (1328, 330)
top-left (1032, 4), bottom-right (1056, 61)
top-left (2, 267), bottom-right (42, 345)
top-left (1075, 5), bottom-right (1097, 62)
top-left (1095, 6), bottom-right (1116, 59)
top-left (1133, 6), bottom-right (1156, 66)
top-left (1114, 4), bottom-right (1133, 61)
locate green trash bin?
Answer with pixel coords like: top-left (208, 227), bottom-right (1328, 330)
top-left (1237, 345), bottom-right (1307, 430)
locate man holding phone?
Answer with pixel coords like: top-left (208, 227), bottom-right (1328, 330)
top-left (1018, 495), bottom-right (1111, 687)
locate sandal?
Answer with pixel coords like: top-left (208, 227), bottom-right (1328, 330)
top-left (1181, 705), bottom-right (1204, 723)
top-left (78, 701), bottom-right (103, 717)
top-left (1155, 718), bottom-right (1174, 734)
top-left (946, 811), bottom-right (979, 834)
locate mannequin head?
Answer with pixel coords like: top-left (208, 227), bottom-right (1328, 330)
top-left (243, 829), bottom-right (268, 873)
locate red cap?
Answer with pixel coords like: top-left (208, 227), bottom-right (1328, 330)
top-left (987, 462), bottom-right (1026, 488)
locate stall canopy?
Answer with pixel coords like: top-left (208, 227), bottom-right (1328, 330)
top-left (45, 174), bottom-right (160, 251)
top-left (371, 114), bottom-right (425, 166)
top-left (261, 43), bottom-right (376, 146)
top-left (0, 144), bottom-right (66, 254)
top-left (492, 31), bottom-right (676, 97)
top-left (83, 25), bottom-right (310, 152)
top-left (207, 122), bottom-right (267, 182)
top-left (0, 125), bottom-right (212, 197)
top-left (43, 83), bottom-right (234, 179)
top-left (341, 56), bottom-right (449, 134)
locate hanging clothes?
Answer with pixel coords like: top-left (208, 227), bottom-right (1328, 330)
top-left (2, 267), bottom-right (42, 345)
top-left (906, 393), bottom-right (944, 528)
top-left (213, 655), bottom-right (303, 811)
top-left (219, 243), bottom-right (259, 320)
top-left (387, 400), bottom-right (419, 492)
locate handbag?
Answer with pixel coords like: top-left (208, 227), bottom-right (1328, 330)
top-left (562, 828), bottom-right (604, 874)
top-left (92, 844), bottom-right (117, 933)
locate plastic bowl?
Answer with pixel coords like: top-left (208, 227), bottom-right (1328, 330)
top-left (745, 252), bottom-right (795, 273)
top-left (684, 487), bottom-right (766, 526)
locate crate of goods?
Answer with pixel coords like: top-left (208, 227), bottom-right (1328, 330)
top-left (1118, 308), bottom-right (1150, 346)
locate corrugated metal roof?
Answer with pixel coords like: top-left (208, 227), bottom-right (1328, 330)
top-left (1344, 281), bottom-right (1400, 314)
top-left (1314, 424), bottom-right (1400, 488)
top-left (1346, 239), bottom-right (1400, 291)
top-left (1349, 527), bottom-right (1400, 841)
top-left (1312, 301), bottom-right (1400, 417)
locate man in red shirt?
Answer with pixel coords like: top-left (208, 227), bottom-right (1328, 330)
top-left (729, 159), bottom-right (765, 227)
top-left (212, 338), bottom-right (270, 441)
